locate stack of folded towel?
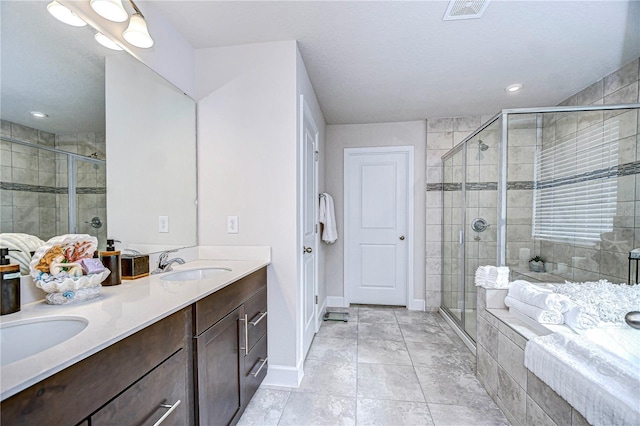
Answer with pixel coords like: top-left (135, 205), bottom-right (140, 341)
top-left (474, 265), bottom-right (510, 288)
top-left (504, 280), bottom-right (571, 324)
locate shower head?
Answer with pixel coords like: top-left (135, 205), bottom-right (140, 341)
top-left (478, 140), bottom-right (489, 151)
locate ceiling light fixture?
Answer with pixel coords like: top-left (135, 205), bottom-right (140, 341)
top-left (505, 84), bottom-right (523, 93)
top-left (95, 32), bottom-right (124, 50)
top-left (90, 0), bottom-right (128, 22)
top-left (46, 1), bottom-right (87, 27)
top-left (30, 111), bottom-right (49, 119)
top-left (123, 6), bottom-right (154, 48)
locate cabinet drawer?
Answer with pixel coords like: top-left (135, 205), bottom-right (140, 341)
top-left (92, 349), bottom-right (187, 426)
top-left (194, 268), bottom-right (267, 335)
top-left (244, 288), bottom-right (267, 351)
top-left (244, 334), bottom-right (268, 403)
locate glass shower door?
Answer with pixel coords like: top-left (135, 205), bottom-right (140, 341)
top-left (442, 148), bottom-right (464, 322)
top-left (72, 157), bottom-right (107, 246)
top-left (463, 121), bottom-right (500, 341)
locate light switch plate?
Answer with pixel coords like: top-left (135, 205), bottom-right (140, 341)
top-left (227, 216), bottom-right (238, 234)
top-left (159, 216), bottom-right (169, 233)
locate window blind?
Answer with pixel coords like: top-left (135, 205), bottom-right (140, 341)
top-left (532, 118), bottom-right (619, 245)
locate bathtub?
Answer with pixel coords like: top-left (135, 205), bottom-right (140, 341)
top-left (581, 325), bottom-right (640, 365)
top-left (524, 324), bottom-right (640, 426)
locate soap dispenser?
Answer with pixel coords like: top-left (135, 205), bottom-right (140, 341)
top-left (100, 239), bottom-right (122, 286)
top-left (0, 247), bottom-right (21, 315)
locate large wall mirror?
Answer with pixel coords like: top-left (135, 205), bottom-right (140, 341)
top-left (0, 1), bottom-right (197, 273)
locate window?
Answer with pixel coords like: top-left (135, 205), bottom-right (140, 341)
top-left (533, 117), bottom-right (619, 245)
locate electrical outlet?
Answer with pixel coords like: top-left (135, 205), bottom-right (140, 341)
top-left (159, 216), bottom-right (169, 233)
top-left (227, 216), bottom-right (238, 234)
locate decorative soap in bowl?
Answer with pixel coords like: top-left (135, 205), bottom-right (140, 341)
top-left (29, 234), bottom-right (110, 305)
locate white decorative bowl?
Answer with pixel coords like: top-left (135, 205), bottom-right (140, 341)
top-left (29, 234), bottom-right (109, 304)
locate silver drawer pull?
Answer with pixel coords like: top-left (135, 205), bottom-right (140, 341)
top-left (153, 399), bottom-right (181, 426)
top-left (239, 314), bottom-right (249, 355)
top-left (251, 357), bottom-right (268, 377)
top-left (249, 311), bottom-right (268, 326)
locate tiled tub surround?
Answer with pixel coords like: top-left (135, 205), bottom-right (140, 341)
top-left (476, 287), bottom-right (590, 426)
top-left (0, 120), bottom-right (106, 242)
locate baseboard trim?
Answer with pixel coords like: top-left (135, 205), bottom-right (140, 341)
top-left (408, 298), bottom-right (425, 311)
top-left (316, 297), bottom-right (327, 331)
top-left (326, 296), bottom-right (347, 308)
top-left (262, 363), bottom-right (303, 388)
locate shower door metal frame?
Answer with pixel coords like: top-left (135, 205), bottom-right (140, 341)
top-left (440, 112), bottom-right (507, 344)
top-left (439, 102), bottom-right (640, 344)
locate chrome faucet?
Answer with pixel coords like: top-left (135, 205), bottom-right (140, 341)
top-left (151, 249), bottom-right (185, 274)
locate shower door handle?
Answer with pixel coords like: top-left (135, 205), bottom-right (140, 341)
top-left (459, 230), bottom-right (464, 244)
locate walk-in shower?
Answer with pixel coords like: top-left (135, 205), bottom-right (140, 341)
top-left (440, 103), bottom-right (640, 343)
top-left (1, 133), bottom-right (107, 245)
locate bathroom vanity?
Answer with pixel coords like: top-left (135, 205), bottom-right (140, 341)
top-left (0, 259), bottom-right (269, 426)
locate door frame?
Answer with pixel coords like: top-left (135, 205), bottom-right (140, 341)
top-left (298, 94), bottom-right (320, 360)
top-left (343, 146), bottom-right (414, 307)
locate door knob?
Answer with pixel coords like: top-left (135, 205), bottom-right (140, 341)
top-left (304, 246), bottom-right (313, 253)
top-left (399, 236), bottom-right (405, 240)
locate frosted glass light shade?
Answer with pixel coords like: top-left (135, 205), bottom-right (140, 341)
top-left (123, 13), bottom-right (154, 48)
top-left (90, 0), bottom-right (128, 22)
top-left (47, 1), bottom-right (87, 27)
top-left (95, 32), bottom-right (123, 51)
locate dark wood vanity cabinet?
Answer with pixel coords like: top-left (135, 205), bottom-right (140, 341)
top-left (193, 267), bottom-right (268, 426)
top-left (0, 267), bottom-right (268, 426)
top-left (0, 308), bottom-right (193, 426)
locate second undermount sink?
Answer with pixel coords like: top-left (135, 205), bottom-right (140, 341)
top-left (161, 267), bottom-right (232, 282)
top-left (1, 316), bottom-right (88, 366)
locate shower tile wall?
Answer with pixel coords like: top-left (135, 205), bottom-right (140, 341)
top-left (504, 114), bottom-right (538, 271)
top-left (526, 108), bottom-right (639, 283)
top-left (0, 119), bottom-right (106, 243)
top-left (426, 115), bottom-right (492, 311)
top-left (529, 58), bottom-right (640, 283)
top-left (1, 120), bottom-right (58, 239)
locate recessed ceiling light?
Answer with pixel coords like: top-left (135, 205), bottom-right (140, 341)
top-left (95, 33), bottom-right (123, 51)
top-left (30, 111), bottom-right (49, 119)
top-left (505, 84), bottom-right (523, 93)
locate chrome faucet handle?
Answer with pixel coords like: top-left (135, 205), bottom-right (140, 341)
top-left (158, 249), bottom-right (178, 268)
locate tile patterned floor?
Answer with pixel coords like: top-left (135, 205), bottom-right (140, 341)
top-left (238, 306), bottom-right (510, 426)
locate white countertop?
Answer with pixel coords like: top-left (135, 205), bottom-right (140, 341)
top-left (0, 258), bottom-right (270, 400)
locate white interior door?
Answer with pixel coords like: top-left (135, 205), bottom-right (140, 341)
top-left (301, 97), bottom-right (318, 358)
top-left (344, 147), bottom-right (412, 306)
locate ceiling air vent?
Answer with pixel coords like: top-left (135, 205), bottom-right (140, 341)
top-left (443, 0), bottom-right (491, 21)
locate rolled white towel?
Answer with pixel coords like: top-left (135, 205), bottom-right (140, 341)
top-left (563, 305), bottom-right (601, 330)
top-left (505, 295), bottom-right (564, 324)
top-left (475, 265), bottom-right (488, 287)
top-left (475, 265), bottom-right (510, 288)
top-left (508, 280), bottom-right (571, 313)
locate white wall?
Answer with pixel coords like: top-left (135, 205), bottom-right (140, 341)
top-left (325, 121), bottom-right (427, 310)
top-left (196, 40), bottom-right (325, 386)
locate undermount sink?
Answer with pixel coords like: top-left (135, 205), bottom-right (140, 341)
top-left (0, 316), bottom-right (88, 366)
top-left (161, 267), bottom-right (232, 282)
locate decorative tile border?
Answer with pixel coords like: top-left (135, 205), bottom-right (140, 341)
top-left (428, 161), bottom-right (639, 192)
top-left (0, 182), bottom-right (105, 195)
